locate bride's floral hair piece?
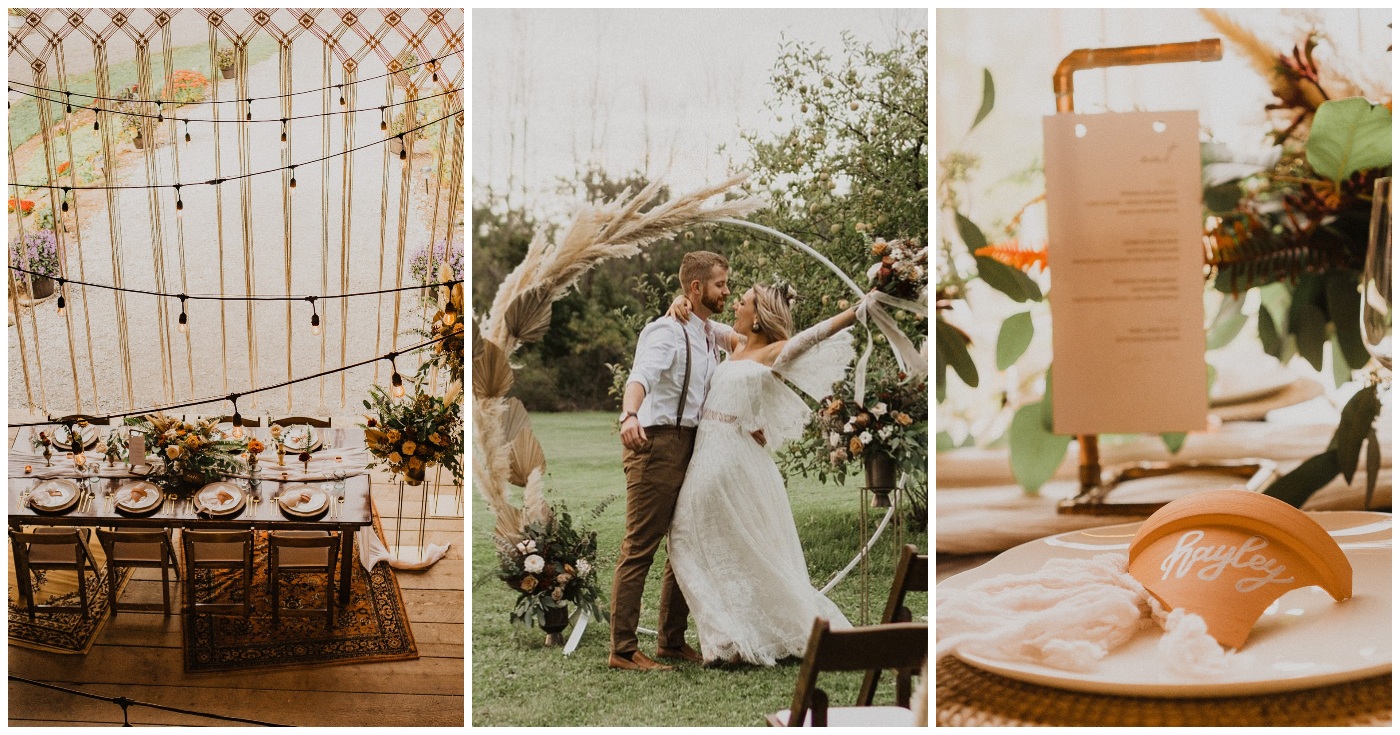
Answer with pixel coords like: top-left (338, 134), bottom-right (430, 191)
top-left (752, 279), bottom-right (797, 341)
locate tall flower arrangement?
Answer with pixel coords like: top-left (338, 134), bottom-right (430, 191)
top-left (361, 383), bottom-right (464, 486)
top-left (123, 414), bottom-right (247, 495)
top-left (495, 503), bottom-right (608, 627)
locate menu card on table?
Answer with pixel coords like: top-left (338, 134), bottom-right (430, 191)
top-left (129, 434), bottom-right (146, 466)
top-left (1042, 110), bottom-right (1208, 434)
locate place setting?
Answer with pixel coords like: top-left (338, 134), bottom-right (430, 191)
top-left (274, 483), bottom-right (332, 521)
top-left (110, 481), bottom-right (165, 517)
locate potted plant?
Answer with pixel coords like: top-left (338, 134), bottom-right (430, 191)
top-left (392, 50), bottom-right (418, 85)
top-left (495, 502), bottom-right (609, 645)
top-left (9, 229), bottom-right (61, 300)
top-left (215, 47), bottom-right (235, 79)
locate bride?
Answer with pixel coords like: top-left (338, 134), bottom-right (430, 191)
top-left (665, 281), bottom-right (867, 667)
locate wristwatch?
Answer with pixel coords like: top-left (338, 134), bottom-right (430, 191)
top-left (619, 410), bottom-right (638, 425)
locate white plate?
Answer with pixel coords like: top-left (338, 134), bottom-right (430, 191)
top-left (278, 484), bottom-right (328, 515)
top-left (114, 481), bottom-right (162, 512)
top-left (1209, 362), bottom-right (1296, 406)
top-left (29, 479), bottom-right (81, 510)
top-left (280, 425), bottom-right (322, 453)
top-left (938, 511), bottom-right (1391, 697)
top-left (195, 481), bottom-right (245, 514)
top-left (51, 425), bottom-right (99, 452)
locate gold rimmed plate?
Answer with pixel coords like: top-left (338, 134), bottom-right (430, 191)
top-left (114, 481), bottom-right (163, 513)
top-left (277, 484), bottom-right (329, 518)
top-left (50, 425), bottom-right (100, 452)
top-left (194, 481), bottom-right (246, 517)
top-left (280, 425), bottom-right (323, 453)
top-left (28, 479), bottom-right (81, 512)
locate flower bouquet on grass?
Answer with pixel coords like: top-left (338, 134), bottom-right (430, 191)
top-left (361, 383), bottom-right (463, 486)
top-left (123, 413), bottom-right (247, 495)
top-left (496, 503), bottom-right (609, 633)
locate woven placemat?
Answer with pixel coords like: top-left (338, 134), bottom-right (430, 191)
top-left (937, 657), bottom-right (1392, 727)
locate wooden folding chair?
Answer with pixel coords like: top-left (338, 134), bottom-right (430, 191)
top-left (857, 544), bottom-right (929, 705)
top-left (767, 619), bottom-right (927, 727)
top-left (181, 529), bottom-right (254, 618)
top-left (9, 527), bottom-right (102, 620)
top-left (96, 528), bottom-right (181, 617)
top-left (268, 416), bottom-right (332, 428)
top-left (268, 530), bottom-right (340, 627)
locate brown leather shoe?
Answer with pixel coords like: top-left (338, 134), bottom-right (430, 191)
top-left (656, 643), bottom-right (703, 663)
top-left (608, 651), bottom-right (675, 671)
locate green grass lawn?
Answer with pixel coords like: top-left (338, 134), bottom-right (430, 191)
top-left (471, 411), bottom-right (929, 727)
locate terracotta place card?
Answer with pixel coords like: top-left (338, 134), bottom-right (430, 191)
top-left (1127, 490), bottom-right (1352, 649)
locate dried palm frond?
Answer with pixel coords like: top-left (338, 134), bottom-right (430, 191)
top-left (500, 397), bottom-right (530, 444)
top-left (508, 427), bottom-right (546, 488)
top-left (502, 284), bottom-right (554, 346)
top-left (471, 338), bottom-right (513, 399)
top-left (472, 398), bottom-right (525, 546)
top-left (522, 467), bottom-right (553, 530)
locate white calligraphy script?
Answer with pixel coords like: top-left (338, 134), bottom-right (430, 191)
top-left (1159, 530), bottom-right (1295, 592)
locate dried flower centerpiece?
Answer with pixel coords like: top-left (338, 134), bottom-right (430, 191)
top-left (866, 236), bottom-right (928, 301)
top-left (123, 413), bottom-right (247, 495)
top-left (361, 382), bottom-right (463, 486)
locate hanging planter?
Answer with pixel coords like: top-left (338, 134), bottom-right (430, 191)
top-left (216, 47), bottom-right (236, 79)
top-left (220, 66), bottom-right (235, 80)
top-left (133, 132), bottom-right (145, 150)
top-left (864, 451), bottom-right (897, 508)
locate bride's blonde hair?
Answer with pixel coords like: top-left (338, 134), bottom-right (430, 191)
top-left (751, 281), bottom-right (797, 341)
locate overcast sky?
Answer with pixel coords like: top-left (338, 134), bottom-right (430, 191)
top-left (472, 8), bottom-right (927, 220)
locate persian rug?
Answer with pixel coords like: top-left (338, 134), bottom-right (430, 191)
top-left (183, 510), bottom-right (418, 673)
top-left (8, 543), bottom-right (131, 655)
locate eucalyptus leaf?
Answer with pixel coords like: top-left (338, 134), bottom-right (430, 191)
top-left (1305, 97), bottom-right (1393, 183)
top-left (1264, 451), bottom-right (1340, 508)
top-left (971, 68), bottom-right (995, 132)
top-left (956, 212), bottom-right (987, 252)
top-left (1040, 366), bottom-right (1054, 433)
top-left (1324, 271), bottom-right (1369, 368)
top-left (1259, 282), bottom-right (1292, 336)
top-left (936, 318), bottom-right (979, 388)
top-left (936, 431), bottom-right (956, 452)
top-left (1365, 428), bottom-right (1380, 509)
top-left (1294, 303), bottom-right (1327, 371)
top-left (996, 311), bottom-right (1034, 370)
top-left (1206, 295), bottom-right (1248, 350)
top-left (1009, 402), bottom-right (1072, 494)
top-left (936, 348), bottom-right (948, 403)
top-left (1161, 432), bottom-right (1187, 454)
top-left (1333, 384), bottom-right (1379, 484)
top-left (975, 255), bottom-right (1042, 303)
top-left (1258, 307), bottom-right (1282, 357)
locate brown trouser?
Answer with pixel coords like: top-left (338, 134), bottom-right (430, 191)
top-left (610, 425), bottom-right (696, 656)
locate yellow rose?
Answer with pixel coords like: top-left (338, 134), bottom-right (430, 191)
top-left (408, 457), bottom-right (424, 470)
top-left (848, 437), bottom-right (863, 456)
top-left (166, 445), bottom-right (183, 460)
top-left (894, 412), bottom-right (913, 427)
top-left (270, 424), bottom-right (283, 439)
top-left (401, 440), bottom-right (417, 457)
top-left (388, 452), bottom-right (403, 465)
top-left (386, 429), bottom-right (401, 443)
top-left (429, 432), bottom-right (444, 446)
top-left (519, 575), bottom-right (538, 592)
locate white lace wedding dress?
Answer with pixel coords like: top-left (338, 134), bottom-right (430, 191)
top-left (668, 316), bottom-right (856, 666)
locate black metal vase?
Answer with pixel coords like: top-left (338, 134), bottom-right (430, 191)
top-left (541, 605), bottom-right (569, 647)
top-left (864, 452), bottom-right (897, 508)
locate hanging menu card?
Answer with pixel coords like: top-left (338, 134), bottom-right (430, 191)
top-left (1042, 110), bottom-right (1208, 434)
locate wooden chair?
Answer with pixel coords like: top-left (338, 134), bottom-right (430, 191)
top-left (9, 527), bottom-right (102, 620)
top-left (268, 416), bottom-right (332, 428)
top-left (268, 531), bottom-right (340, 627)
top-left (766, 619), bottom-right (927, 727)
top-left (50, 413), bottom-right (112, 426)
top-left (96, 528), bottom-right (181, 617)
top-left (199, 415), bottom-right (263, 427)
top-left (181, 529), bottom-right (254, 618)
top-left (857, 544), bottom-right (929, 706)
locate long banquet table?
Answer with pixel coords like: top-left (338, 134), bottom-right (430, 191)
top-left (8, 424), bottom-right (373, 604)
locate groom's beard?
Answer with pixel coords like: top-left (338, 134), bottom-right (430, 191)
top-left (698, 292), bottom-right (726, 316)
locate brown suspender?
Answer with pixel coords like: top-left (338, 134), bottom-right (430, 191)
top-left (676, 324), bottom-right (693, 425)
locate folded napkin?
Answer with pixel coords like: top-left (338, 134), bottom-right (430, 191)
top-left (245, 447), bottom-right (371, 482)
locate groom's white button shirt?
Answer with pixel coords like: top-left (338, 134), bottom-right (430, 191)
top-left (627, 314), bottom-right (732, 428)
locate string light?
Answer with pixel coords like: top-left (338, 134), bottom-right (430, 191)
top-left (388, 353), bottom-right (405, 398)
top-left (245, 98), bottom-right (252, 121)
top-left (65, 91), bottom-right (72, 113)
top-left (55, 278), bottom-right (66, 316)
top-left (9, 264), bottom-right (461, 303)
top-left (10, 48), bottom-right (460, 107)
top-left (398, 134), bottom-right (407, 161)
top-left (177, 294), bottom-right (188, 333)
top-left (60, 187), bottom-right (69, 212)
top-left (229, 394), bottom-right (243, 439)
top-left (288, 165), bottom-right (297, 189)
top-left (184, 119), bottom-right (191, 143)
top-left (93, 113), bottom-right (99, 132)
top-left (280, 118), bottom-right (287, 143)
top-left (431, 59), bottom-right (438, 83)
top-left (307, 296), bottom-right (321, 336)
top-left (174, 184), bottom-right (183, 216)
top-left (156, 101), bottom-right (163, 123)
top-left (11, 333), bottom-right (451, 429)
top-left (380, 106), bottom-right (387, 131)
top-left (338, 84), bottom-right (346, 106)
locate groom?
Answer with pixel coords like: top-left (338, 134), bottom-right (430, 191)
top-left (610, 250), bottom-right (732, 671)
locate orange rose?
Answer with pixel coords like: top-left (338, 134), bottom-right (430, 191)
top-left (848, 437), bottom-right (864, 455)
top-left (519, 575), bottom-right (538, 592)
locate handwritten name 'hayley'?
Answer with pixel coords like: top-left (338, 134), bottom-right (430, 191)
top-left (1159, 530), bottom-right (1295, 592)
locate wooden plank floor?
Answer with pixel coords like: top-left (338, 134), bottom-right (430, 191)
top-left (6, 425), bottom-right (465, 727)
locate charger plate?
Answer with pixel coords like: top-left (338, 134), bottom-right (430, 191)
top-left (938, 510), bottom-right (1391, 698)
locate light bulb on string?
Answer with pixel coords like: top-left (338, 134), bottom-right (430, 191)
top-left (246, 98), bottom-right (252, 121)
top-left (308, 296), bottom-right (321, 336)
top-left (184, 120), bottom-right (190, 143)
top-left (388, 354), bottom-right (405, 398)
top-left (56, 279), bottom-right (66, 316)
top-left (177, 295), bottom-right (188, 333)
top-left (288, 165), bottom-right (297, 189)
top-left (338, 85), bottom-right (345, 106)
top-left (230, 395), bottom-right (244, 439)
top-left (431, 59), bottom-right (438, 83)
top-left (280, 119), bottom-right (287, 144)
top-left (61, 187), bottom-right (69, 212)
top-left (65, 92), bottom-right (72, 113)
top-left (398, 134), bottom-right (406, 161)
top-left (174, 184), bottom-right (183, 217)
top-left (156, 102), bottom-right (163, 123)
top-left (380, 106), bottom-right (387, 131)
top-left (93, 111), bottom-right (99, 132)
